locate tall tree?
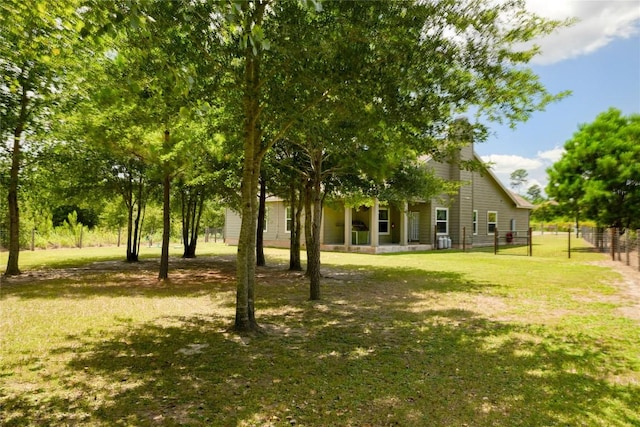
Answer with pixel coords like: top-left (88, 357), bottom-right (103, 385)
top-left (224, 0), bottom-right (567, 326)
top-left (547, 108), bottom-right (640, 230)
top-left (526, 184), bottom-right (544, 203)
top-left (0, 0), bottom-right (86, 275)
top-left (510, 169), bottom-right (529, 194)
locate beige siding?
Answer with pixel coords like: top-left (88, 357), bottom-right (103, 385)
top-left (471, 170), bottom-right (529, 246)
top-left (224, 208), bottom-right (242, 245)
top-left (262, 200), bottom-right (291, 246)
top-left (323, 205), bottom-right (345, 244)
top-left (225, 201), bottom-right (296, 248)
top-left (430, 161), bottom-right (451, 181)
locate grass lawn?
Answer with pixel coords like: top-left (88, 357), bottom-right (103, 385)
top-left (1, 236), bottom-right (639, 426)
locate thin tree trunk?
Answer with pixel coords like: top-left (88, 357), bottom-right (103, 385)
top-left (181, 187), bottom-right (190, 255)
top-left (159, 130), bottom-right (171, 280)
top-left (5, 125), bottom-right (23, 276)
top-left (190, 191), bottom-right (205, 255)
top-left (182, 188), bottom-right (204, 258)
top-left (5, 80), bottom-right (29, 276)
top-left (128, 174), bottom-right (144, 262)
top-left (125, 176), bottom-right (135, 261)
top-left (256, 174), bottom-right (266, 266)
top-left (289, 179), bottom-right (303, 271)
top-left (304, 181), bottom-right (312, 279)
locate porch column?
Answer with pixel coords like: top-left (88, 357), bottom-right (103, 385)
top-left (400, 201), bottom-right (408, 246)
top-left (371, 199), bottom-right (379, 247)
top-left (344, 206), bottom-right (352, 248)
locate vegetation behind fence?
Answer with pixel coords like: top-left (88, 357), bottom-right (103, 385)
top-left (0, 226), bottom-right (224, 252)
top-left (582, 227), bottom-right (640, 271)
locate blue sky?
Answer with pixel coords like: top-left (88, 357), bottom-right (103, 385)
top-left (475, 0), bottom-right (640, 194)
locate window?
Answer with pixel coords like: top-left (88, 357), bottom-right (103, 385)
top-left (510, 219), bottom-right (516, 231)
top-left (487, 211), bottom-right (498, 235)
top-left (285, 207), bottom-right (292, 233)
top-left (436, 207), bottom-right (448, 235)
top-left (473, 210), bottom-right (478, 235)
top-left (378, 208), bottom-right (390, 234)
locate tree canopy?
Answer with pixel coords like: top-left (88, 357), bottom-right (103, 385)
top-left (547, 108), bottom-right (640, 229)
top-left (2, 0), bottom-right (572, 332)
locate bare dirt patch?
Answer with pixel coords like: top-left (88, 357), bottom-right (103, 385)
top-left (589, 259), bottom-right (640, 322)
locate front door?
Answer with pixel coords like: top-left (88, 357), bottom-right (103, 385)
top-left (408, 212), bottom-right (420, 242)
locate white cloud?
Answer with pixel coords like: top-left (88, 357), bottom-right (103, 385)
top-left (481, 148), bottom-right (566, 194)
top-left (524, 0), bottom-right (640, 65)
top-left (480, 154), bottom-right (543, 174)
top-left (536, 146), bottom-right (565, 163)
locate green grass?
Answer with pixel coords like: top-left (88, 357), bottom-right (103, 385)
top-left (1, 236), bottom-right (639, 426)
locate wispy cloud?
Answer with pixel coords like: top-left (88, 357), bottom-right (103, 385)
top-left (524, 0), bottom-right (640, 65)
top-left (481, 146), bottom-right (565, 193)
top-left (536, 146), bottom-right (565, 163)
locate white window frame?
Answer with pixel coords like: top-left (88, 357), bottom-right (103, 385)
top-left (285, 206), bottom-right (292, 233)
top-left (378, 207), bottom-right (390, 235)
top-left (487, 211), bottom-right (498, 235)
top-left (472, 210), bottom-right (478, 235)
top-left (435, 207), bottom-right (448, 235)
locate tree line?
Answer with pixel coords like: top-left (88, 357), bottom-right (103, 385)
top-left (1, 0), bottom-right (570, 332)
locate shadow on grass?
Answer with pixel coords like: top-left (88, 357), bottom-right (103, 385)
top-left (3, 262), bottom-right (638, 426)
top-left (0, 256), bottom-right (239, 300)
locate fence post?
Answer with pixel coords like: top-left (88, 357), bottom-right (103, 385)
top-left (568, 227), bottom-right (571, 259)
top-left (31, 228), bottom-right (35, 251)
top-left (610, 228), bottom-right (615, 261)
top-left (528, 227), bottom-right (533, 256)
top-left (434, 225), bottom-right (437, 250)
top-left (616, 228), bottom-right (621, 261)
top-left (626, 231), bottom-right (630, 266)
top-left (117, 227), bottom-right (121, 247)
top-left (494, 228), bottom-right (498, 255)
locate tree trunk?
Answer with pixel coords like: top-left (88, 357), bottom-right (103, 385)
top-left (181, 186), bottom-right (191, 256)
top-left (159, 130), bottom-right (171, 280)
top-left (190, 191), bottom-right (205, 255)
top-left (5, 124), bottom-right (23, 276)
top-left (126, 210), bottom-right (135, 261)
top-left (304, 149), bottom-right (324, 300)
top-left (236, 158), bottom-right (260, 331)
top-left (235, 2), bottom-right (266, 333)
top-left (182, 187), bottom-right (204, 258)
top-left (5, 80), bottom-right (29, 276)
top-left (288, 179), bottom-right (303, 271)
top-left (304, 182), bottom-right (322, 299)
top-left (256, 174), bottom-right (266, 266)
top-left (126, 173), bottom-right (145, 263)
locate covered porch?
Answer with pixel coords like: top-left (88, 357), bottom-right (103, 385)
top-left (320, 200), bottom-right (436, 253)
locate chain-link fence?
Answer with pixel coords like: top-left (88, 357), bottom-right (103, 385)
top-left (582, 227), bottom-right (640, 271)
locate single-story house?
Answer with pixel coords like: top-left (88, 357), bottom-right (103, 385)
top-left (224, 142), bottom-right (534, 254)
